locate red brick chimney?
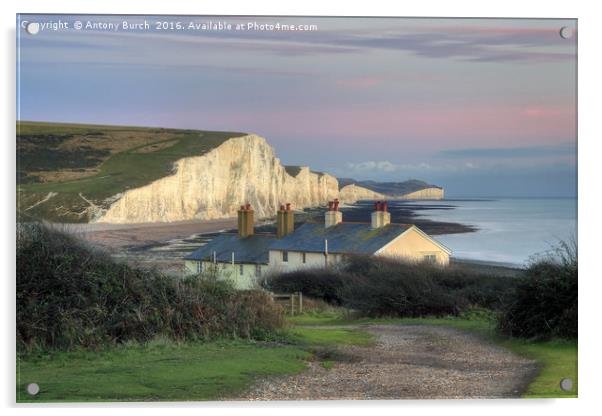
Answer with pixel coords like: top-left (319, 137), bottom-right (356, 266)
top-left (237, 204), bottom-right (254, 238)
top-left (371, 200), bottom-right (391, 229)
top-left (325, 199), bottom-right (342, 228)
top-left (277, 203), bottom-right (295, 238)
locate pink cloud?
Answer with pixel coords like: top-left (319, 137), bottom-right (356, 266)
top-left (520, 105), bottom-right (572, 118)
top-left (155, 103), bottom-right (575, 152)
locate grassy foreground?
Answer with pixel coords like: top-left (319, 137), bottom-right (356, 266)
top-left (16, 328), bottom-right (371, 402)
top-left (16, 311), bottom-right (576, 401)
top-left (17, 339), bottom-right (307, 402)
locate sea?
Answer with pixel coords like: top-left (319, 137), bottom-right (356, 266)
top-left (406, 198), bottom-right (577, 267)
top-left (121, 197), bottom-right (577, 273)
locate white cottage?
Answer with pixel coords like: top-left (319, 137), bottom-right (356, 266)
top-left (184, 204), bottom-right (274, 289)
top-left (267, 200), bottom-right (451, 273)
top-left (184, 200), bottom-right (451, 288)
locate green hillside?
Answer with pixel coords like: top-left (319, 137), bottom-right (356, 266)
top-left (17, 121), bottom-right (245, 223)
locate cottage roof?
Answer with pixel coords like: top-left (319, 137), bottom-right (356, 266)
top-left (184, 234), bottom-right (275, 264)
top-left (267, 222), bottom-right (414, 255)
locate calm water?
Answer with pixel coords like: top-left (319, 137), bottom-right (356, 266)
top-left (127, 197), bottom-right (577, 270)
top-left (409, 198), bottom-right (577, 266)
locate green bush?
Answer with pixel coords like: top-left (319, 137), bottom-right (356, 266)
top-left (497, 241), bottom-right (577, 340)
top-left (336, 257), bottom-right (463, 317)
top-left (265, 268), bottom-right (347, 305)
top-left (16, 223), bottom-right (284, 352)
top-left (431, 266), bottom-right (517, 310)
top-left (265, 255), bottom-right (519, 318)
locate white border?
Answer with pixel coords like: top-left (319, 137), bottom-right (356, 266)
top-left (3, 1), bottom-right (600, 415)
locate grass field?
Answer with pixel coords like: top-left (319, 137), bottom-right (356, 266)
top-left (16, 326), bottom-right (373, 402)
top-left (17, 121), bottom-right (244, 222)
top-left (17, 339), bottom-right (308, 402)
top-left (17, 313), bottom-right (576, 401)
top-left (288, 327), bottom-right (374, 347)
top-left (16, 300), bottom-right (576, 402)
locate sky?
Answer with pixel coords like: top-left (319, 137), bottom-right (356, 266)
top-left (17, 15), bottom-right (577, 197)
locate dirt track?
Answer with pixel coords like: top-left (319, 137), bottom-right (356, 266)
top-left (242, 324), bottom-right (538, 400)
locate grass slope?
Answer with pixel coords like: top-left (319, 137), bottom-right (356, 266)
top-left (17, 121), bottom-right (245, 222)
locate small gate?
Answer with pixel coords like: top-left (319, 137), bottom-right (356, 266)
top-left (270, 292), bottom-right (303, 315)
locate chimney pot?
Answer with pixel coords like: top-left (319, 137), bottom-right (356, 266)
top-left (238, 204), bottom-right (254, 237)
top-left (277, 203), bottom-right (294, 238)
top-left (324, 201), bottom-right (343, 228)
top-left (371, 200), bottom-right (390, 229)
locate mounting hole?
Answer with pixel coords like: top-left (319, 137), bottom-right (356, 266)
top-left (25, 22), bottom-right (40, 35)
top-left (26, 383), bottom-right (40, 396)
top-left (559, 26), bottom-right (573, 40)
top-left (559, 378), bottom-right (573, 391)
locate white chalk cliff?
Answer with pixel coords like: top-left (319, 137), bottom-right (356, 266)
top-left (339, 184), bottom-right (386, 202)
top-left (398, 187), bottom-right (444, 200)
top-left (96, 134), bottom-right (444, 224)
top-left (98, 134), bottom-right (365, 223)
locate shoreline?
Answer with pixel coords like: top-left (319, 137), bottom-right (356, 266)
top-left (52, 217), bottom-right (239, 249)
top-left (45, 200), bottom-right (477, 275)
top-left (50, 199), bottom-right (476, 251)
top-left (337, 200), bottom-right (478, 235)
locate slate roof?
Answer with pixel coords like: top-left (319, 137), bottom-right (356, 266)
top-left (267, 222), bottom-right (414, 255)
top-left (184, 234), bottom-right (275, 265)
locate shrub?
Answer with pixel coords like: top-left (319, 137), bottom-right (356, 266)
top-left (266, 255), bottom-right (519, 318)
top-left (264, 268), bottom-right (347, 305)
top-left (430, 266), bottom-right (517, 310)
top-left (497, 241), bottom-right (577, 340)
top-left (16, 223), bottom-right (284, 352)
top-left (336, 258), bottom-right (463, 317)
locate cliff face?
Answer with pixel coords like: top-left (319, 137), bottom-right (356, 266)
top-left (339, 184), bottom-right (386, 202)
top-left (95, 134), bottom-right (443, 224)
top-left (98, 135), bottom-right (345, 223)
top-left (398, 187), bottom-right (444, 200)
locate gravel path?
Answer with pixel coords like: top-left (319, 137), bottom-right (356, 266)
top-left (242, 324), bottom-right (538, 400)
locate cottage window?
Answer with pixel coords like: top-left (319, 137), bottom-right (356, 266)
top-left (282, 251), bottom-right (289, 262)
top-left (255, 264), bottom-right (261, 277)
top-left (196, 261), bottom-right (202, 273)
top-left (239, 264), bottom-right (244, 275)
top-left (302, 252), bottom-right (306, 263)
top-left (424, 254), bottom-right (437, 263)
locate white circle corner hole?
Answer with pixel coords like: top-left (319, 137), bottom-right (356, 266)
top-left (559, 26), bottom-right (573, 40)
top-left (559, 378), bottom-right (573, 392)
top-left (26, 383), bottom-right (40, 396)
top-left (26, 22), bottom-right (40, 35)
